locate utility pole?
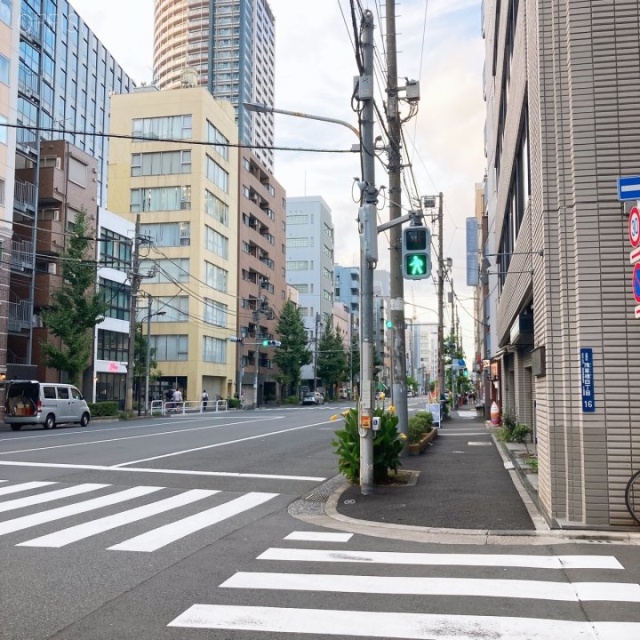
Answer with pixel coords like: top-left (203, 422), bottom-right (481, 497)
top-left (437, 194), bottom-right (445, 403)
top-left (124, 212), bottom-right (141, 413)
top-left (314, 312), bottom-right (321, 391)
top-left (450, 275), bottom-right (456, 409)
top-left (358, 10), bottom-right (377, 495)
top-left (386, 0), bottom-right (409, 444)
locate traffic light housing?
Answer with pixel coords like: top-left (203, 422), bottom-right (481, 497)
top-left (261, 339), bottom-right (281, 347)
top-left (402, 225), bottom-right (431, 280)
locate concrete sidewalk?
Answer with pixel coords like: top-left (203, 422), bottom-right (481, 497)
top-left (334, 405), bottom-right (539, 533)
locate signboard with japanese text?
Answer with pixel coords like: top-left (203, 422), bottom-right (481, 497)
top-left (580, 348), bottom-right (595, 413)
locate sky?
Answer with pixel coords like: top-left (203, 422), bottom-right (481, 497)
top-left (70, 0), bottom-right (486, 358)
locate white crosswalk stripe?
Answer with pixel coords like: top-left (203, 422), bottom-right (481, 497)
top-left (0, 480), bottom-right (278, 553)
top-left (108, 492), bottom-right (278, 552)
top-left (0, 481), bottom-right (57, 497)
top-left (168, 539), bottom-right (640, 639)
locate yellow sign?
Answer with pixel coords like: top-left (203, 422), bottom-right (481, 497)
top-left (360, 415), bottom-right (371, 428)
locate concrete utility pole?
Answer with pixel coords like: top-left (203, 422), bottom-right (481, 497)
top-left (437, 194), bottom-right (445, 401)
top-left (124, 212), bottom-right (141, 413)
top-left (358, 10), bottom-right (378, 495)
top-left (450, 275), bottom-right (456, 408)
top-left (386, 0), bottom-right (409, 444)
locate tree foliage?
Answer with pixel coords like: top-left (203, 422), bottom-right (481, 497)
top-left (316, 318), bottom-right (348, 398)
top-left (272, 300), bottom-right (312, 397)
top-left (40, 210), bottom-right (108, 386)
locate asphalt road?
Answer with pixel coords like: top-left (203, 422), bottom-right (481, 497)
top-left (2, 403), bottom-right (640, 640)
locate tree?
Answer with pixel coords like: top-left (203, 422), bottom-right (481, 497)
top-left (40, 209), bottom-right (108, 386)
top-left (272, 300), bottom-right (312, 397)
top-left (316, 318), bottom-right (348, 399)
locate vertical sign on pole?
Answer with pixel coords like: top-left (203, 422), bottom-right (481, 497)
top-left (580, 348), bottom-right (595, 413)
top-left (629, 205), bottom-right (640, 318)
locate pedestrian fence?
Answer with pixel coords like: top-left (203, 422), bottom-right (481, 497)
top-left (149, 399), bottom-right (228, 416)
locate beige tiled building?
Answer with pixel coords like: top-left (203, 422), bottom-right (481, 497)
top-left (108, 86), bottom-right (238, 402)
top-left (483, 0), bottom-right (640, 527)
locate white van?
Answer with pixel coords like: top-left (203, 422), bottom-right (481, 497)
top-left (4, 380), bottom-right (91, 431)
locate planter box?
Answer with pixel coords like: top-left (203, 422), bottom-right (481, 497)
top-left (408, 428), bottom-right (438, 455)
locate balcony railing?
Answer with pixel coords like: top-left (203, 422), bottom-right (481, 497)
top-left (14, 180), bottom-right (36, 212)
top-left (10, 239), bottom-right (34, 272)
top-left (8, 300), bottom-right (32, 333)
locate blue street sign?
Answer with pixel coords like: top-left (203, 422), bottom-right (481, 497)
top-left (580, 348), bottom-right (595, 413)
top-left (617, 175), bottom-right (640, 201)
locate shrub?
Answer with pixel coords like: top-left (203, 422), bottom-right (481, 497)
top-left (511, 423), bottom-right (531, 444)
top-left (282, 395), bottom-right (300, 405)
top-left (332, 407), bottom-right (403, 484)
top-left (88, 401), bottom-right (119, 417)
top-left (501, 406), bottom-right (518, 437)
top-left (227, 397), bottom-right (241, 409)
top-left (408, 412), bottom-right (433, 443)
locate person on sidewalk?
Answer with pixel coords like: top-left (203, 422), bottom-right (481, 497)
top-left (173, 387), bottom-right (183, 412)
top-left (201, 390), bottom-right (209, 411)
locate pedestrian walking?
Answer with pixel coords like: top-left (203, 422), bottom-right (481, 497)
top-left (173, 387), bottom-right (183, 412)
top-left (201, 390), bottom-right (209, 411)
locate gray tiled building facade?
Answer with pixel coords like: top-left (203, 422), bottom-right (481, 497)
top-left (483, 0), bottom-right (640, 527)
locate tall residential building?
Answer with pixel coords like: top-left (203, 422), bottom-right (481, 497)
top-left (153, 0), bottom-right (276, 171)
top-left (0, 1), bottom-right (18, 382)
top-left (334, 264), bottom-right (360, 329)
top-left (237, 148), bottom-right (286, 405)
top-left (286, 195), bottom-right (334, 389)
top-left (6, 1), bottom-right (134, 382)
top-left (483, 1), bottom-right (640, 528)
top-left (108, 86), bottom-right (239, 402)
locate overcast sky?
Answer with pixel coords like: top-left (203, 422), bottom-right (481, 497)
top-left (70, 0), bottom-right (485, 356)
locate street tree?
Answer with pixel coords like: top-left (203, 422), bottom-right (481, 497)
top-left (272, 299), bottom-right (312, 397)
top-left (40, 209), bottom-right (108, 387)
top-left (317, 318), bottom-right (348, 399)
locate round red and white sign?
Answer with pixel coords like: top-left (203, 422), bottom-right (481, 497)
top-left (629, 206), bottom-right (640, 248)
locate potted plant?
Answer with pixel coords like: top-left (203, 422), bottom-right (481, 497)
top-left (407, 411), bottom-right (437, 455)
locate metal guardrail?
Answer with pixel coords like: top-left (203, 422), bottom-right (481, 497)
top-left (149, 399), bottom-right (228, 416)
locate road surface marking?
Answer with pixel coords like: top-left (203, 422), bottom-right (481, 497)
top-left (257, 548), bottom-right (624, 570)
top-left (112, 420), bottom-right (332, 467)
top-left (109, 492), bottom-right (278, 552)
top-left (0, 460), bottom-right (324, 482)
top-left (284, 531), bottom-right (353, 542)
top-left (0, 416), bottom-right (285, 456)
top-left (0, 483), bottom-right (108, 514)
top-left (221, 572), bottom-right (640, 602)
top-left (17, 489), bottom-right (218, 548)
top-left (0, 486), bottom-right (162, 536)
top-left (168, 605), bottom-right (640, 639)
top-left (0, 481), bottom-right (56, 496)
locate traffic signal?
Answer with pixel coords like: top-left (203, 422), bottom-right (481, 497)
top-left (402, 225), bottom-right (431, 280)
top-left (261, 339), bottom-right (281, 347)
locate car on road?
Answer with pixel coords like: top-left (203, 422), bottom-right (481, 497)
top-left (3, 380), bottom-right (91, 431)
top-left (302, 391), bottom-right (324, 405)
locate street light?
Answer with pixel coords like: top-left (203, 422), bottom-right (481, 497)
top-left (142, 296), bottom-right (165, 416)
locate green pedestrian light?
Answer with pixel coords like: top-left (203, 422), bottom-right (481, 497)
top-left (402, 225), bottom-right (431, 280)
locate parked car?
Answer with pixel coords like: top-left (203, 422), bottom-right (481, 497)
top-left (3, 380), bottom-right (91, 431)
top-left (302, 391), bottom-right (324, 405)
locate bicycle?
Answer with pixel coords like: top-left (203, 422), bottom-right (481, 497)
top-left (624, 469), bottom-right (640, 524)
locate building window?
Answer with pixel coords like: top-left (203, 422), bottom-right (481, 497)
top-left (205, 261), bottom-right (228, 292)
top-left (152, 296), bottom-right (189, 322)
top-left (131, 150), bottom-right (192, 176)
top-left (207, 120), bottom-right (229, 160)
top-left (206, 155), bottom-right (229, 193)
top-left (287, 214), bottom-right (308, 225)
top-left (205, 226), bottom-right (229, 259)
top-left (288, 237), bottom-right (308, 248)
top-left (0, 0), bottom-right (11, 26)
top-left (132, 114), bottom-right (192, 140)
top-left (205, 190), bottom-right (229, 226)
top-left (0, 54), bottom-right (9, 85)
top-left (97, 329), bottom-right (129, 362)
top-left (68, 156), bottom-right (87, 187)
top-left (139, 258), bottom-right (189, 282)
top-left (150, 334), bottom-right (189, 361)
top-left (100, 229), bottom-right (132, 270)
top-left (130, 186), bottom-right (191, 212)
top-left (323, 290), bottom-right (333, 302)
top-left (204, 298), bottom-right (227, 327)
top-left (0, 115), bottom-right (8, 145)
top-left (140, 222), bottom-right (190, 247)
top-left (99, 278), bottom-right (131, 321)
top-left (0, 178), bottom-right (4, 205)
top-left (287, 260), bottom-right (309, 270)
top-left (203, 336), bottom-right (227, 364)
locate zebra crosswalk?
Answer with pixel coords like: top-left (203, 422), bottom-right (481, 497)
top-left (0, 479), bottom-right (277, 553)
top-left (168, 532), bottom-right (640, 640)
